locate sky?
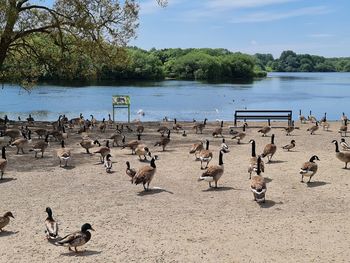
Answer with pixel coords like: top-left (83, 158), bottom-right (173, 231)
top-left (130, 0), bottom-right (350, 58)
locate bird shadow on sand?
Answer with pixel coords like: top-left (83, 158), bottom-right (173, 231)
top-left (268, 160), bottom-right (287, 164)
top-left (60, 165), bottom-right (76, 170)
top-left (264, 177), bottom-right (273, 183)
top-left (202, 186), bottom-right (235, 192)
top-left (137, 187), bottom-right (174, 196)
top-left (306, 181), bottom-right (329, 188)
top-left (61, 250), bottom-right (102, 257)
top-left (0, 178), bottom-right (17, 184)
top-left (0, 231), bottom-right (18, 237)
top-left (258, 200), bottom-right (283, 209)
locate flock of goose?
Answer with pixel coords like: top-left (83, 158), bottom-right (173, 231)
top-left (0, 110), bottom-right (350, 253)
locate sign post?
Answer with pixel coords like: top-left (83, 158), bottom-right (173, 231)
top-left (112, 95), bottom-right (131, 123)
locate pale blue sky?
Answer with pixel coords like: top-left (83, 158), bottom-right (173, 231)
top-left (131, 0), bottom-right (350, 58)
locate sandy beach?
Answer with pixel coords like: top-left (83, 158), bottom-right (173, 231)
top-left (0, 119), bottom-right (350, 263)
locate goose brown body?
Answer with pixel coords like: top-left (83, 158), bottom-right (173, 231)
top-left (232, 124), bottom-right (246, 143)
top-left (258, 126), bottom-right (271, 137)
top-left (0, 146), bottom-right (7, 180)
top-left (0, 212), bottom-right (14, 231)
top-left (198, 150), bottom-right (225, 188)
top-left (31, 134), bottom-right (49, 158)
top-left (94, 140), bottom-right (110, 163)
top-left (189, 141), bottom-right (204, 159)
top-left (307, 122), bottom-right (319, 135)
top-left (122, 135), bottom-right (141, 154)
top-left (261, 134), bottom-right (277, 162)
top-left (133, 157), bottom-right (157, 191)
top-left (248, 140), bottom-right (265, 179)
top-left (154, 130), bottom-right (171, 151)
top-left (126, 161), bottom-right (136, 182)
top-left (332, 140), bottom-right (350, 169)
top-left (199, 140), bottom-right (213, 169)
top-left (193, 118), bottom-right (207, 134)
top-left (282, 140), bottom-right (296, 151)
top-left (250, 156), bottom-right (267, 203)
top-left (56, 140), bottom-right (71, 167)
top-left (11, 131), bottom-right (31, 154)
top-left (300, 155), bottom-right (319, 183)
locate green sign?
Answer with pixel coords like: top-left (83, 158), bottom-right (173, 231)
top-left (112, 95), bottom-right (130, 105)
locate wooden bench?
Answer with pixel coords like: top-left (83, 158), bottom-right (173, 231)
top-left (233, 109), bottom-right (293, 127)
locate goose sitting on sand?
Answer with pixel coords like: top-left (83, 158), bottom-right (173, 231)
top-left (55, 223), bottom-right (94, 253)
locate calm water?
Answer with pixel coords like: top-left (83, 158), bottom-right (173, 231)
top-left (1, 72), bottom-right (350, 121)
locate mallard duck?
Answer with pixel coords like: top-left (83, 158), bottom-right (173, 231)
top-left (0, 146), bottom-right (8, 180)
top-left (0, 212), bottom-right (14, 231)
top-left (30, 134), bottom-right (49, 158)
top-left (282, 121), bottom-right (295, 136)
top-left (332, 140), bottom-right (350, 169)
top-left (11, 130), bottom-right (31, 154)
top-left (133, 157), bottom-right (157, 191)
top-left (55, 223), bottom-right (94, 253)
top-left (261, 134), bottom-right (277, 163)
top-left (282, 140), bottom-right (296, 151)
top-left (45, 207), bottom-right (58, 239)
top-left (340, 138), bottom-right (350, 151)
top-left (126, 161), bottom-right (136, 182)
top-left (212, 121), bottom-right (224, 137)
top-left (56, 140), bottom-right (71, 167)
top-left (104, 154), bottom-right (112, 173)
top-left (198, 149), bottom-right (225, 188)
top-left (300, 155), bottom-right (319, 183)
top-left (154, 130), bottom-right (171, 151)
top-left (250, 156), bottom-right (267, 203)
top-left (248, 140), bottom-right (265, 179)
top-left (199, 140), bottom-right (213, 170)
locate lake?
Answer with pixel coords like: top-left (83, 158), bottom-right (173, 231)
top-left (1, 72), bottom-right (349, 122)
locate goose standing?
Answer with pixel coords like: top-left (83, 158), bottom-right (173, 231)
top-left (308, 110), bottom-right (317, 123)
top-left (99, 118), bottom-right (106, 133)
top-left (0, 146), bottom-right (8, 180)
top-left (126, 161), bottom-right (136, 182)
top-left (248, 140), bottom-right (264, 179)
top-left (258, 125), bottom-right (271, 137)
top-left (332, 140), bottom-right (350, 169)
top-left (157, 125), bottom-right (169, 137)
top-left (307, 121), bottom-right (319, 135)
top-left (299, 110), bottom-right (306, 124)
top-left (320, 112), bottom-right (330, 131)
top-left (282, 140), bottom-right (296, 151)
top-left (57, 140), bottom-right (71, 167)
top-left (341, 112), bottom-right (348, 124)
top-left (0, 211), bottom-right (14, 231)
top-left (189, 141), bottom-right (204, 160)
top-left (199, 139), bottom-right (213, 169)
top-left (173, 118), bottom-right (182, 133)
top-left (45, 207), bottom-right (58, 240)
top-left (193, 118), bottom-right (207, 134)
top-left (340, 138), bottom-right (350, 151)
top-left (80, 139), bottom-right (99, 154)
top-left (154, 130), bottom-right (171, 151)
top-left (110, 134), bottom-right (124, 147)
top-left (94, 140), bottom-right (110, 163)
top-left (133, 157), bottom-right (157, 191)
top-left (339, 119), bottom-right (348, 137)
top-left (55, 223), bottom-right (94, 253)
top-left (136, 123), bottom-right (144, 135)
top-left (261, 134), bottom-right (277, 163)
top-left (11, 130), bottom-right (31, 154)
top-left (300, 155), bottom-right (320, 183)
top-left (250, 156), bottom-right (267, 203)
top-left (107, 113), bottom-right (113, 128)
top-left (282, 121), bottom-right (295, 136)
top-left (30, 134), bottom-right (49, 158)
top-left (212, 121), bottom-right (224, 137)
top-left (231, 123), bottom-right (246, 144)
top-left (198, 149), bottom-right (226, 188)
top-left (122, 134), bottom-right (141, 155)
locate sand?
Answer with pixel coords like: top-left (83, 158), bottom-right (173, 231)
top-left (0, 120), bottom-right (350, 263)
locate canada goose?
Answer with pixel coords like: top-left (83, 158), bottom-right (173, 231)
top-left (57, 140), bottom-right (71, 167)
top-left (212, 121), bottom-right (224, 137)
top-left (126, 161), bottom-right (136, 182)
top-left (320, 112), bottom-right (327, 123)
top-left (11, 130), bottom-right (31, 154)
top-left (198, 149), bottom-right (225, 188)
top-left (122, 134), bottom-right (141, 154)
top-left (0, 115), bottom-right (9, 125)
top-left (55, 223), bottom-right (94, 253)
top-left (0, 147), bottom-right (8, 180)
top-left (173, 118), bottom-right (182, 133)
top-left (220, 138), bottom-right (229, 153)
top-left (133, 157), bottom-right (157, 191)
top-left (45, 207), bottom-right (58, 240)
top-left (248, 140), bottom-right (265, 179)
top-left (90, 115), bottom-right (97, 127)
top-left (107, 113), bottom-right (113, 128)
top-left (320, 112), bottom-right (330, 130)
top-left (250, 157), bottom-right (267, 203)
top-left (282, 140), bottom-right (296, 151)
top-left (94, 140), bottom-right (110, 163)
top-left (99, 118), bottom-right (106, 133)
top-left (4, 129), bottom-right (21, 143)
top-left (261, 134), bottom-right (277, 163)
top-left (52, 115), bottom-right (62, 131)
top-left (308, 110), bottom-right (317, 123)
top-left (51, 125), bottom-right (68, 141)
top-left (157, 125), bottom-right (169, 136)
top-left (339, 119), bottom-right (348, 137)
top-left (340, 138), bottom-right (350, 151)
top-left (136, 124), bottom-right (144, 135)
top-left (193, 118), bottom-right (207, 134)
top-left (332, 140), bottom-right (350, 169)
top-left (69, 113), bottom-right (84, 126)
top-left (189, 141), bottom-right (204, 160)
top-left (104, 154), bottom-right (112, 173)
top-left (77, 125), bottom-right (87, 134)
top-left (30, 134), bottom-right (49, 158)
top-left (35, 128), bottom-right (48, 139)
top-left (182, 130), bottom-right (187, 137)
top-left (154, 130), bottom-right (171, 151)
top-left (282, 121), bottom-right (295, 136)
top-left (110, 134), bottom-right (124, 147)
top-left (80, 139), bottom-right (99, 154)
top-left (341, 112), bottom-right (348, 124)
top-left (199, 139), bottom-right (213, 169)
top-left (231, 124), bottom-right (246, 144)
top-left (258, 125), bottom-right (271, 137)
top-left (299, 110), bottom-right (307, 124)
top-left (125, 125), bottom-right (133, 133)
top-left (0, 211), bottom-right (14, 231)
top-left (300, 155), bottom-right (320, 183)
top-left (307, 121), bottom-right (319, 135)
top-left (27, 114), bottom-right (34, 124)
top-left (135, 145), bottom-right (151, 161)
